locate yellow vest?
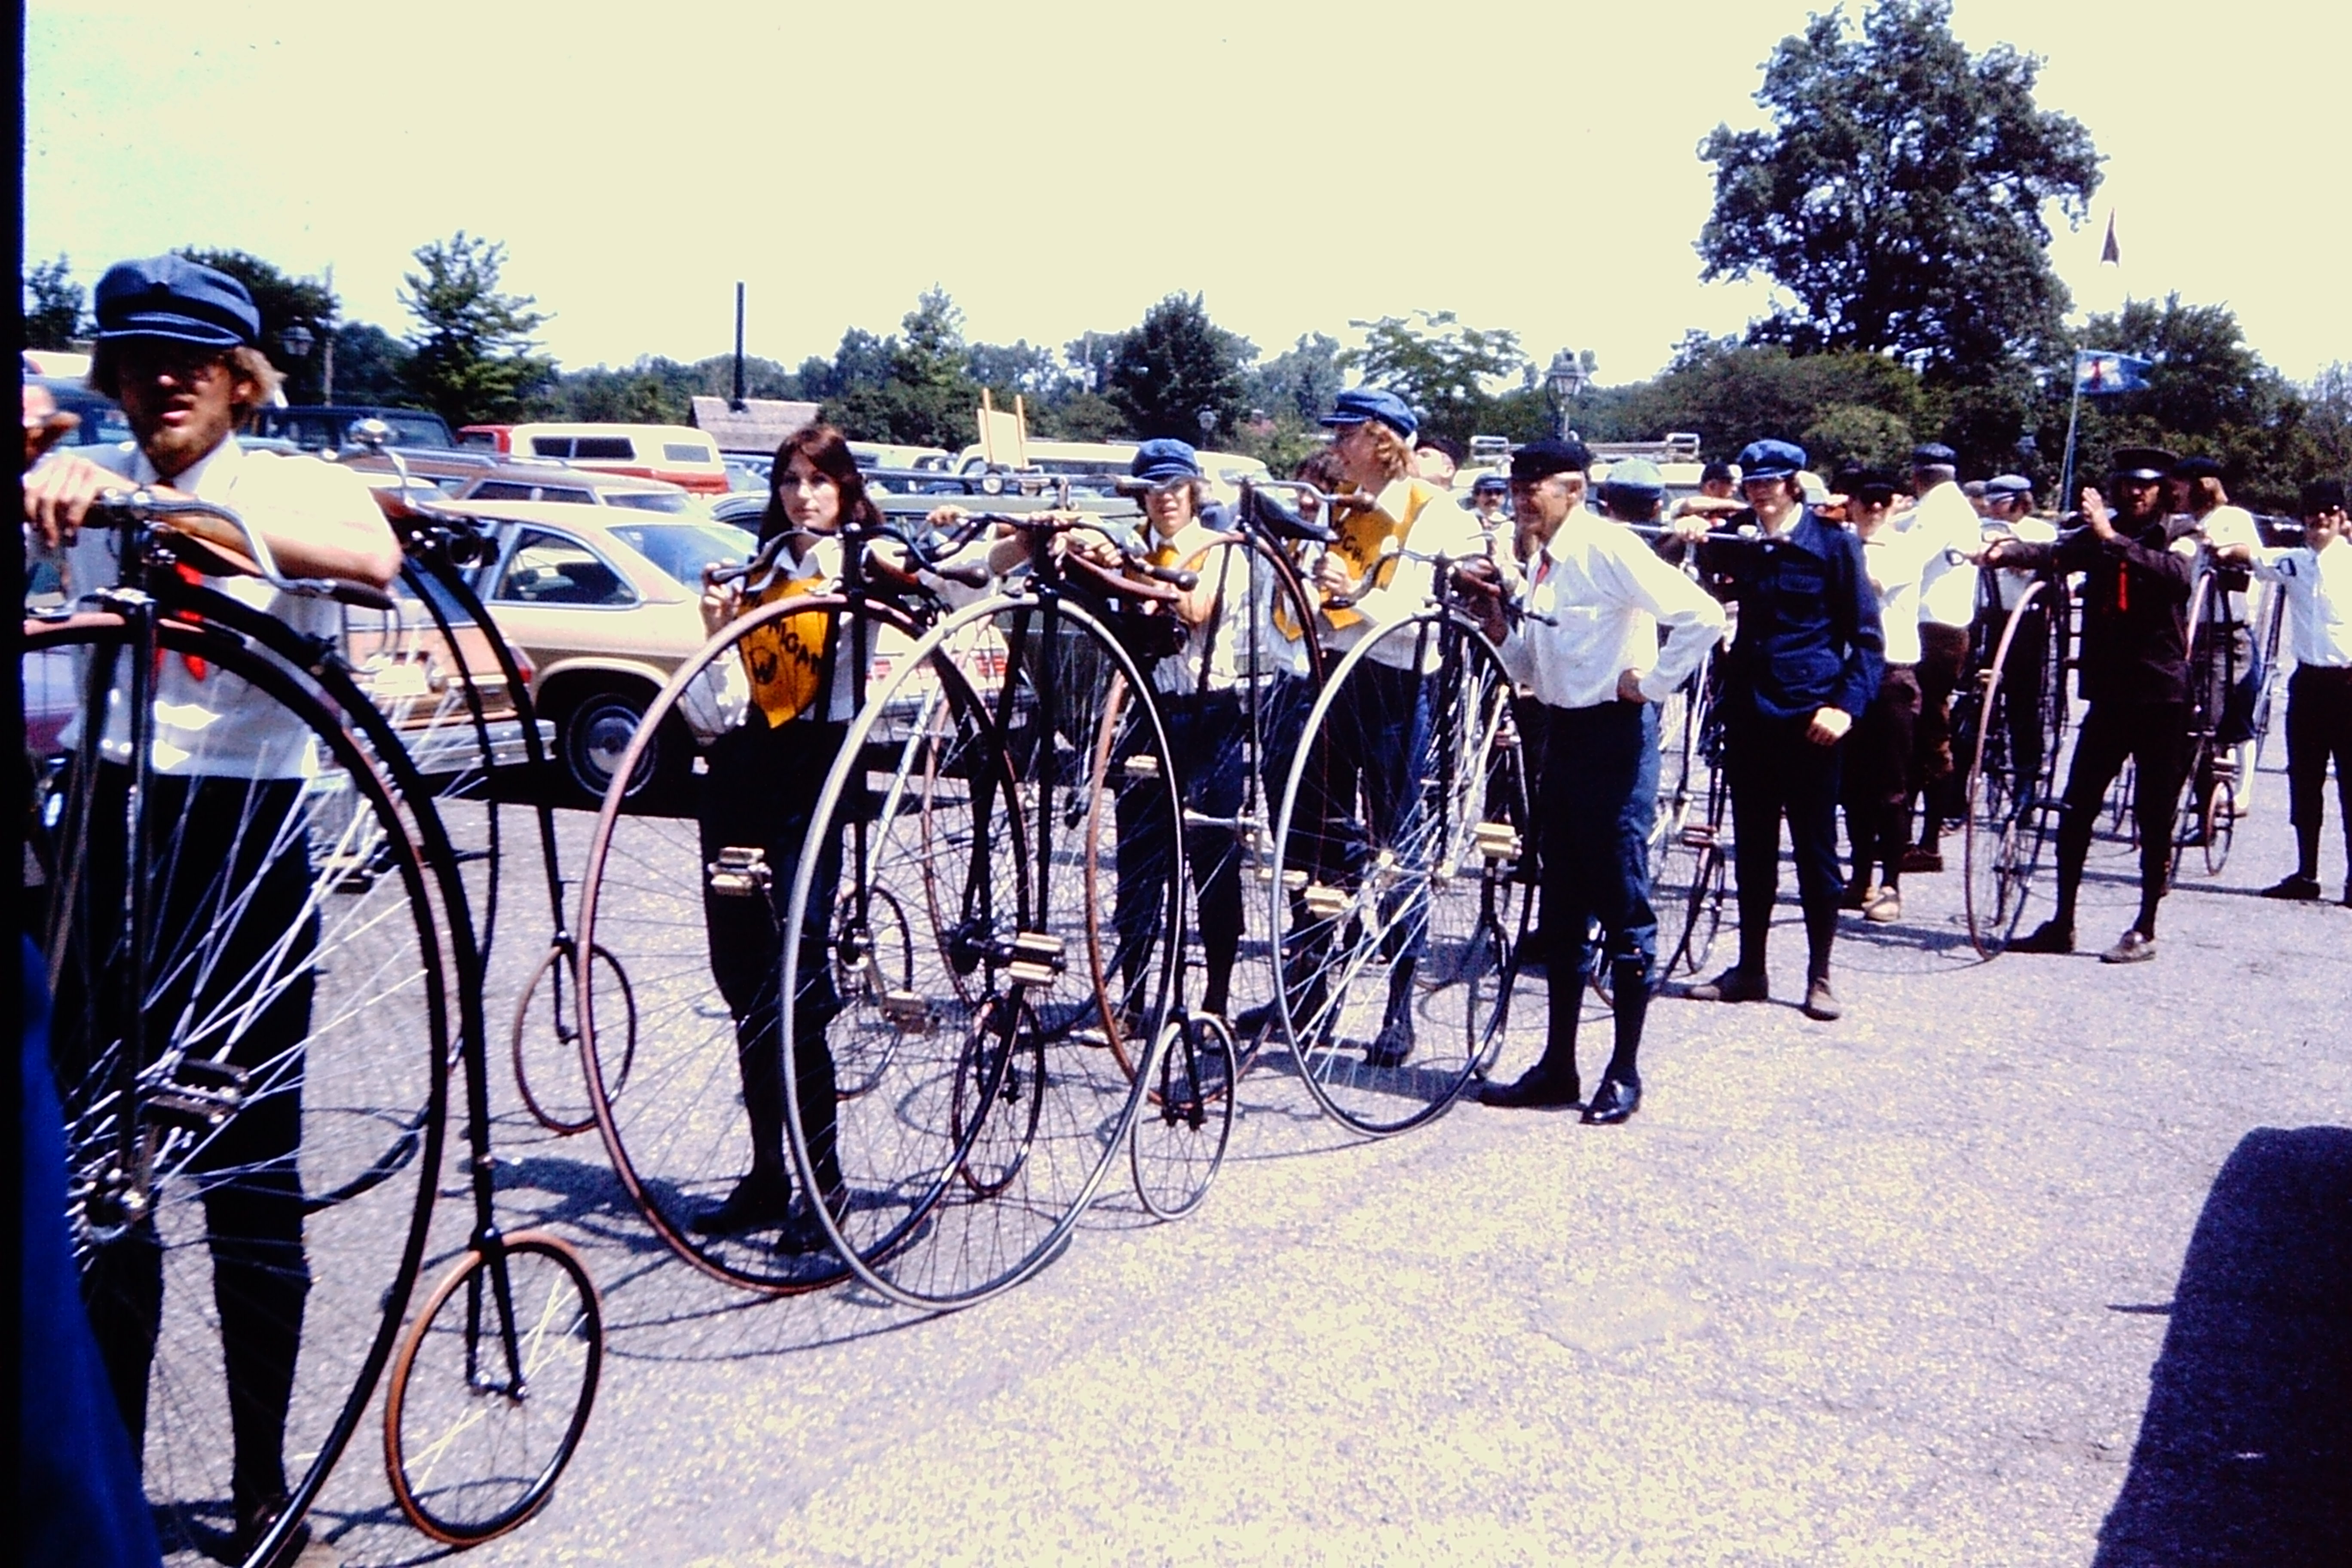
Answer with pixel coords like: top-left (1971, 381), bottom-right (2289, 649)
top-left (1280, 478), bottom-right (1444, 637)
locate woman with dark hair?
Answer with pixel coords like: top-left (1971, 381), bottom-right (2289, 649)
top-left (689, 423), bottom-right (876, 1250)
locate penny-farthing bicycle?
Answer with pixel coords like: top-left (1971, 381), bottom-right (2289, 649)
top-left (778, 508), bottom-right (1192, 1302)
top-left (1265, 522), bottom-right (1532, 1137)
top-left (1956, 547), bottom-right (2073, 957)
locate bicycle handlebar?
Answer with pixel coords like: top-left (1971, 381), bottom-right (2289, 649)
top-left (90, 490), bottom-right (397, 612)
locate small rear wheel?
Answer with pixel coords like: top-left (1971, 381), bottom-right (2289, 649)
top-left (2202, 777), bottom-right (2237, 875)
top-left (511, 942), bottom-right (633, 1135)
top-left (383, 1231), bottom-right (602, 1545)
top-left (1130, 1013), bottom-right (1237, 1220)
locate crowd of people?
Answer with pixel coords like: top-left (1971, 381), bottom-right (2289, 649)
top-left (22, 252), bottom-right (2352, 1560)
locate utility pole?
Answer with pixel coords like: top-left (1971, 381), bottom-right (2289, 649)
top-left (731, 282), bottom-right (747, 412)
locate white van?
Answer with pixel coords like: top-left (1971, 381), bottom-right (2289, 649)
top-left (503, 423), bottom-right (729, 496)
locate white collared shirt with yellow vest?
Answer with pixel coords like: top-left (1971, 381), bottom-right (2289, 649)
top-left (1282, 476), bottom-right (1487, 672)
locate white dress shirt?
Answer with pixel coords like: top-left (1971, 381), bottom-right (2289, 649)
top-left (1321, 477), bottom-right (1490, 671)
top-left (1905, 479), bottom-right (1985, 628)
top-left (1142, 519), bottom-right (1298, 695)
top-left (1856, 521), bottom-right (1942, 667)
top-left (51, 438), bottom-right (386, 779)
top-left (1497, 506), bottom-right (1727, 709)
top-left (2251, 534), bottom-right (2352, 669)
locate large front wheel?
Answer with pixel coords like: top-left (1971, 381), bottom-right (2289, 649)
top-left (1267, 612), bottom-right (1529, 1136)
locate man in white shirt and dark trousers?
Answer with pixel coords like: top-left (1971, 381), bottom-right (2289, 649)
top-left (1900, 444), bottom-right (1984, 873)
top-left (1470, 440), bottom-right (1725, 1121)
top-left (24, 254), bottom-right (401, 1560)
top-left (2222, 478), bottom-right (2352, 902)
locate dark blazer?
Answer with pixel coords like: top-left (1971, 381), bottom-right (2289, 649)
top-left (2005, 517), bottom-right (2194, 705)
top-left (1708, 507), bottom-right (1884, 722)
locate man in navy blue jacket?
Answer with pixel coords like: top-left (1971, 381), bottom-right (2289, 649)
top-left (1679, 440), bottom-right (1883, 1020)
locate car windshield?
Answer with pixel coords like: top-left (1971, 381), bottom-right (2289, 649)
top-left (606, 522), bottom-right (758, 586)
top-left (603, 491), bottom-right (694, 514)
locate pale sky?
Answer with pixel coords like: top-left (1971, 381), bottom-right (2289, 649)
top-left (23, 0), bottom-right (2349, 388)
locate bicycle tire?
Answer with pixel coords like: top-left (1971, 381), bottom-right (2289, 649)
top-left (510, 942), bottom-right (634, 1136)
top-left (574, 592), bottom-right (936, 1295)
top-left (1130, 1013), bottom-right (1238, 1221)
top-left (26, 612), bottom-right (448, 1565)
top-left (781, 594), bottom-right (1175, 1309)
top-left (1962, 581), bottom-right (2064, 958)
top-left (383, 1230), bottom-right (602, 1545)
top-left (1267, 610), bottom-right (1529, 1136)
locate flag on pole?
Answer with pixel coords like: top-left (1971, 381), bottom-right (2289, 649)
top-left (2075, 349), bottom-right (2152, 395)
top-left (2100, 210), bottom-right (2120, 265)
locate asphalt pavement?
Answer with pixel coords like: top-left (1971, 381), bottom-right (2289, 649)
top-left (298, 760), bottom-right (2350, 1568)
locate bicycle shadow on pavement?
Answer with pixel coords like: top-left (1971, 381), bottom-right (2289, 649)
top-left (2094, 1124), bottom-right (2352, 1566)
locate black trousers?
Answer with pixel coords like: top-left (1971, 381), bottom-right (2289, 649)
top-left (1912, 621), bottom-right (1971, 843)
top-left (1844, 665), bottom-right (1921, 890)
top-left (1114, 691), bottom-right (1247, 1015)
top-left (1725, 707), bottom-right (1846, 982)
top-left (64, 769), bottom-right (317, 1513)
top-left (2050, 699), bottom-right (2190, 934)
top-left (1538, 702), bottom-right (1658, 1079)
top-left (698, 718), bottom-right (847, 1197)
top-left (2285, 665), bottom-right (2352, 879)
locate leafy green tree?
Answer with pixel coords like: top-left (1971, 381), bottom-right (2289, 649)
top-left (1248, 333), bottom-right (1346, 423)
top-left (328, 322), bottom-right (413, 405)
top-left (398, 232), bottom-right (555, 429)
top-left (1338, 311), bottom-right (1529, 450)
top-left (177, 248), bottom-right (340, 399)
top-left (1608, 339), bottom-right (1926, 460)
top-left (1697, 0), bottom-right (2099, 375)
top-left (821, 287), bottom-right (986, 449)
top-left (1103, 293), bottom-right (1253, 445)
top-left (24, 255), bottom-right (86, 350)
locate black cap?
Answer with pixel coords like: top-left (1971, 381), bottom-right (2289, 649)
top-left (2171, 454), bottom-right (2223, 481)
top-left (1700, 460), bottom-right (1736, 486)
top-left (1836, 467), bottom-right (1900, 502)
top-left (1910, 443), bottom-right (1958, 469)
top-left (2110, 446), bottom-right (2177, 483)
top-left (2303, 477), bottom-right (2347, 517)
top-left (1511, 438), bottom-right (1590, 481)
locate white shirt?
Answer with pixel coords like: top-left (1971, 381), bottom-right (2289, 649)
top-left (1141, 520), bottom-right (1297, 696)
top-left (49, 438), bottom-right (386, 779)
top-left (2251, 535), bottom-right (2352, 669)
top-left (1905, 479), bottom-right (1985, 628)
top-left (1991, 514), bottom-right (2058, 612)
top-left (1856, 521), bottom-right (1941, 667)
top-left (1497, 506), bottom-right (1727, 710)
top-left (1320, 477), bottom-right (1490, 670)
top-left (2193, 504), bottom-right (2265, 626)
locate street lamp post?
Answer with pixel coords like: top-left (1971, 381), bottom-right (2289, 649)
top-left (1545, 349), bottom-right (1588, 439)
top-left (278, 322), bottom-right (316, 403)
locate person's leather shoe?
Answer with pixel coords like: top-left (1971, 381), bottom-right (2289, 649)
top-left (1582, 1077), bottom-right (1641, 1125)
top-left (230, 1492), bottom-right (311, 1566)
top-left (1365, 1011), bottom-right (1415, 1069)
top-left (2010, 919), bottom-right (2074, 955)
top-left (2260, 873), bottom-right (2322, 901)
top-left (776, 1186), bottom-right (848, 1255)
top-left (1840, 879), bottom-right (1875, 911)
top-left (1864, 888), bottom-right (1903, 924)
top-left (1900, 846), bottom-right (1943, 873)
top-left (1478, 1065), bottom-right (1580, 1109)
top-left (1801, 977), bottom-right (1843, 1021)
top-left (2100, 929), bottom-right (2158, 965)
top-left (689, 1171), bottom-right (793, 1236)
top-left (1684, 966), bottom-right (1768, 1003)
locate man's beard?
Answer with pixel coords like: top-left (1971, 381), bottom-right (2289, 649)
top-left (137, 416), bottom-right (223, 480)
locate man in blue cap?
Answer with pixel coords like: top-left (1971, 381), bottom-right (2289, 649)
top-left (1274, 387), bottom-right (1487, 1066)
top-left (1674, 439), bottom-right (1883, 1020)
top-left (23, 254), bottom-right (398, 1560)
top-left (1469, 439), bottom-right (1725, 1118)
top-left (1984, 446), bottom-right (2196, 962)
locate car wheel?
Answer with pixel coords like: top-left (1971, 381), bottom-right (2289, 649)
top-left (558, 686), bottom-right (659, 808)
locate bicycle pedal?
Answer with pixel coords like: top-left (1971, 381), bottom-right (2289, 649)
top-left (879, 991), bottom-right (936, 1034)
top-left (1302, 882), bottom-right (1350, 919)
top-left (1008, 930), bottom-right (1065, 988)
top-left (1473, 821), bottom-right (1522, 861)
top-left (1124, 753), bottom-right (1163, 780)
top-left (1679, 824), bottom-right (1717, 851)
top-left (707, 845), bottom-right (772, 897)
